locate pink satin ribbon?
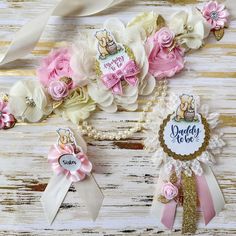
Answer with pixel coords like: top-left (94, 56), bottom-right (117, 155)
top-left (195, 174), bottom-right (216, 225)
top-left (101, 60), bottom-right (140, 95)
top-left (161, 200), bottom-right (177, 229)
top-left (160, 173), bottom-right (216, 229)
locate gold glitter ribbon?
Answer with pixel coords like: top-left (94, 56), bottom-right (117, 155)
top-left (181, 172), bottom-right (197, 234)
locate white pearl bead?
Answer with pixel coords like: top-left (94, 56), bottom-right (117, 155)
top-left (162, 92), bottom-right (167, 97)
top-left (81, 130), bottom-right (87, 135)
top-left (82, 121), bottom-right (88, 126)
top-left (115, 135), bottom-right (121, 140)
top-left (87, 126), bottom-right (92, 131)
top-left (91, 129), bottom-right (96, 135)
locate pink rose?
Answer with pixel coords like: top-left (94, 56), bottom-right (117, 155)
top-left (202, 1), bottom-right (229, 30)
top-left (37, 47), bottom-right (74, 87)
top-left (146, 31), bottom-right (185, 80)
top-left (155, 27), bottom-right (175, 48)
top-left (162, 182), bottom-right (178, 200)
top-left (48, 80), bottom-right (69, 101)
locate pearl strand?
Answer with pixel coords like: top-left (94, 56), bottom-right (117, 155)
top-left (78, 80), bottom-right (168, 140)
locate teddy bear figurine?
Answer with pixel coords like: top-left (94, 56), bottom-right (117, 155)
top-left (57, 128), bottom-right (75, 147)
top-left (175, 94), bottom-right (196, 122)
top-left (95, 29), bottom-right (119, 59)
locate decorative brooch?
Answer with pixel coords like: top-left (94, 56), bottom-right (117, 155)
top-left (144, 94), bottom-right (225, 233)
top-left (41, 128), bottom-right (104, 224)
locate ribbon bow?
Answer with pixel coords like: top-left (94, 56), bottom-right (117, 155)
top-left (101, 60), bottom-right (140, 95)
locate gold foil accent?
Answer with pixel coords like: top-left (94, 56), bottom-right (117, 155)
top-left (60, 76), bottom-right (72, 85)
top-left (124, 45), bottom-right (135, 61)
top-left (159, 114), bottom-right (210, 161)
top-left (95, 60), bottom-right (102, 77)
top-left (0, 93), bottom-right (9, 102)
top-left (52, 100), bottom-right (63, 109)
top-left (170, 172), bottom-right (178, 184)
top-left (213, 28), bottom-right (225, 41)
top-left (157, 195), bottom-right (170, 204)
top-left (182, 172), bottom-right (197, 234)
top-left (156, 15), bottom-right (166, 32)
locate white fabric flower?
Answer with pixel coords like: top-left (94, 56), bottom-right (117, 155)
top-left (9, 80), bottom-right (52, 122)
top-left (71, 18), bottom-right (156, 112)
top-left (168, 8), bottom-right (211, 49)
top-left (70, 34), bottom-right (96, 86)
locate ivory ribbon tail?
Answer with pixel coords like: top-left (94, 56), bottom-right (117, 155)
top-left (41, 173), bottom-right (72, 224)
top-left (74, 174), bottom-right (104, 221)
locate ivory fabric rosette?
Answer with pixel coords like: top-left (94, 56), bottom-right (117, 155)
top-left (70, 18), bottom-right (156, 112)
top-left (9, 80), bottom-right (52, 122)
top-left (54, 87), bottom-right (96, 124)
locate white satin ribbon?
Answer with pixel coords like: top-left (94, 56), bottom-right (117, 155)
top-left (0, 0), bottom-right (121, 66)
top-left (41, 173), bottom-right (103, 224)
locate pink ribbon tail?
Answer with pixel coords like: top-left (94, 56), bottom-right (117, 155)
top-left (195, 174), bottom-right (216, 225)
top-left (161, 200), bottom-right (177, 229)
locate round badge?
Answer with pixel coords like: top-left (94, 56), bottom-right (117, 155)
top-left (159, 114), bottom-right (210, 161)
top-left (59, 154), bottom-right (81, 171)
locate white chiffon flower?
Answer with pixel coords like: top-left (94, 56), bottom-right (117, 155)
top-left (144, 93), bottom-right (225, 178)
top-left (168, 8), bottom-right (211, 49)
top-left (71, 18), bottom-right (156, 112)
top-left (70, 34), bottom-right (96, 86)
top-left (9, 80), bottom-right (52, 122)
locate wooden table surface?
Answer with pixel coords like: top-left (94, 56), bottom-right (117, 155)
top-left (0, 0), bottom-right (236, 235)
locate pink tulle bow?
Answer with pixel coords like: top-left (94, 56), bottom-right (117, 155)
top-left (101, 60), bottom-right (140, 95)
top-left (48, 144), bottom-right (92, 182)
